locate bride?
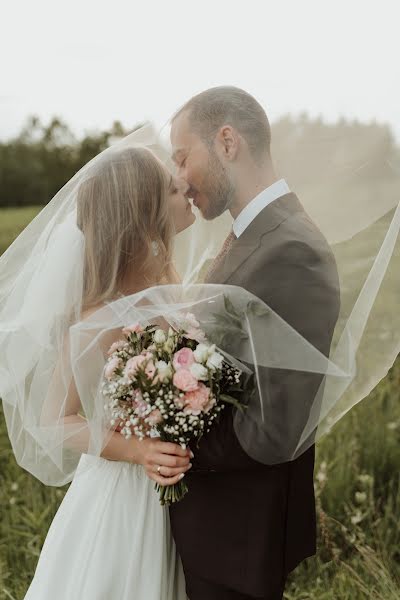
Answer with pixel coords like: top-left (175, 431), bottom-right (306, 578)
top-left (0, 129), bottom-right (194, 599)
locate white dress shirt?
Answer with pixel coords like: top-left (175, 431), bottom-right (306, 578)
top-left (233, 179), bottom-right (290, 238)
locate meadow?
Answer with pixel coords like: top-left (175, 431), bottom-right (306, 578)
top-left (0, 207), bottom-right (42, 256)
top-left (0, 207), bottom-right (399, 599)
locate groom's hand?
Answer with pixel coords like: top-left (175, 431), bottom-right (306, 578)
top-left (136, 438), bottom-right (193, 487)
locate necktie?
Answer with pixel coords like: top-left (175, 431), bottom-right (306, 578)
top-left (205, 229), bottom-right (236, 282)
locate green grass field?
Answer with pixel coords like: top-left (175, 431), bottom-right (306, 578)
top-left (0, 208), bottom-right (399, 599)
top-left (0, 207), bottom-right (42, 256)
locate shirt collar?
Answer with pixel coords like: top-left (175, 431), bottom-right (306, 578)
top-left (233, 179), bottom-right (290, 238)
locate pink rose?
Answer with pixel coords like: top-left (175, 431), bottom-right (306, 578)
top-left (173, 347), bottom-right (195, 371)
top-left (184, 328), bottom-right (207, 343)
top-left (148, 409), bottom-right (163, 426)
top-left (173, 369), bottom-right (199, 392)
top-left (125, 352), bottom-right (156, 380)
top-left (124, 354), bottom-right (146, 378)
top-left (122, 322), bottom-right (144, 336)
top-left (104, 357), bottom-right (121, 380)
top-left (107, 340), bottom-right (127, 356)
top-left (183, 383), bottom-right (215, 415)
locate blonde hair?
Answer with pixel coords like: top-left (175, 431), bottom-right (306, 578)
top-left (77, 146), bottom-right (175, 309)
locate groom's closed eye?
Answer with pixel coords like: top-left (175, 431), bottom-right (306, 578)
top-left (172, 149), bottom-right (187, 166)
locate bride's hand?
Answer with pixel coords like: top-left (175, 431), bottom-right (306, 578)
top-left (131, 437), bottom-right (193, 487)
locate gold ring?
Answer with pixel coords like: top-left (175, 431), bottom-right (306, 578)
top-left (157, 465), bottom-right (162, 474)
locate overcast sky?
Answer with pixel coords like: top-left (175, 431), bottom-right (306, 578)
top-left (1, 0), bottom-right (399, 140)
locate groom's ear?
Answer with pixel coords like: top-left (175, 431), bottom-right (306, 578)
top-left (216, 125), bottom-right (239, 161)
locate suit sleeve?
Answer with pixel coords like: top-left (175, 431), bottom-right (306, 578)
top-left (191, 236), bottom-right (340, 471)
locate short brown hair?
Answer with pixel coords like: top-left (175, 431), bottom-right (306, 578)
top-left (173, 86), bottom-right (271, 161)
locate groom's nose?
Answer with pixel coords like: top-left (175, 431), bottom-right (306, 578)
top-left (176, 164), bottom-right (186, 179)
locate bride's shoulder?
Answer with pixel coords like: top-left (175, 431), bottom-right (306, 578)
top-left (80, 303), bottom-right (106, 322)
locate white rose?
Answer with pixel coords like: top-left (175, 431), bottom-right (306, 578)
top-left (154, 329), bottom-right (166, 344)
top-left (193, 343), bottom-right (210, 363)
top-left (155, 360), bottom-right (172, 381)
top-left (206, 351), bottom-right (224, 371)
top-left (190, 362), bottom-right (209, 381)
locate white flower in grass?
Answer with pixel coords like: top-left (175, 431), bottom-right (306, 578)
top-left (355, 492), bottom-right (367, 504)
top-left (350, 510), bottom-right (363, 525)
top-left (387, 421), bottom-right (399, 431)
top-left (315, 461), bottom-right (327, 485)
top-left (358, 474), bottom-right (373, 487)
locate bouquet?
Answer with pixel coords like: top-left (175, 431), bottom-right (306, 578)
top-left (102, 312), bottom-right (245, 505)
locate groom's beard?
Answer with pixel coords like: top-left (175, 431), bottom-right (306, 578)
top-left (200, 149), bottom-right (235, 220)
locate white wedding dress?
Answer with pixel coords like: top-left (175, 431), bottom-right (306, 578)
top-left (23, 453), bottom-right (187, 600)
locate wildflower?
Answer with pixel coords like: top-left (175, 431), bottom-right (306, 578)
top-left (355, 492), bottom-right (367, 504)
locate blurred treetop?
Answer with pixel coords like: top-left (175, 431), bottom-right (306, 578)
top-left (0, 114), bottom-right (399, 207)
top-left (0, 117), bottom-right (137, 207)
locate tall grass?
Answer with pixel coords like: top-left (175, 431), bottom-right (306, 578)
top-left (284, 364), bottom-right (400, 599)
top-left (1, 370), bottom-right (399, 599)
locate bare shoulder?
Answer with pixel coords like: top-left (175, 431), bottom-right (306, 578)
top-left (80, 303), bottom-right (106, 322)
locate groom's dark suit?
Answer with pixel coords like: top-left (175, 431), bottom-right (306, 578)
top-left (170, 192), bottom-right (340, 599)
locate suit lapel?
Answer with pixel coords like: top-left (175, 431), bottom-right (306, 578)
top-left (207, 193), bottom-right (302, 284)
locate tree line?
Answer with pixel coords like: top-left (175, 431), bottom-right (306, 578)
top-left (0, 114), bottom-right (399, 207)
top-left (0, 117), bottom-right (133, 207)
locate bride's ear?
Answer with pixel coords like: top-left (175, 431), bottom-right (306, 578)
top-left (216, 125), bottom-right (239, 161)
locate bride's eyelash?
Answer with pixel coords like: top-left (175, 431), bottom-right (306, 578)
top-left (168, 176), bottom-right (178, 195)
top-left (168, 179), bottom-right (178, 195)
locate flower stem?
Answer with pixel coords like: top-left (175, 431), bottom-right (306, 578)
top-left (156, 480), bottom-right (189, 506)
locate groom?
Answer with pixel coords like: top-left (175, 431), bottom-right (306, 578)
top-left (169, 87), bottom-right (340, 600)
